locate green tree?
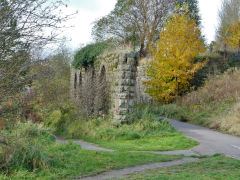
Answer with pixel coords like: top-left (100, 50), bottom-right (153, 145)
top-left (0, 0), bottom-right (30, 102)
top-left (0, 0), bottom-right (72, 121)
top-left (224, 20), bottom-right (240, 49)
top-left (32, 47), bottom-right (71, 107)
top-left (178, 0), bottom-right (201, 25)
top-left (216, 0), bottom-right (240, 50)
top-left (92, 0), bottom-right (176, 57)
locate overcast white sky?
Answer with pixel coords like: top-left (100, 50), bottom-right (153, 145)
top-left (63, 0), bottom-right (223, 50)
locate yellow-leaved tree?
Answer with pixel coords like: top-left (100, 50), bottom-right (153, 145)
top-left (224, 20), bottom-right (240, 49)
top-left (144, 11), bottom-right (207, 103)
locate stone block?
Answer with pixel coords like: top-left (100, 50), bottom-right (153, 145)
top-left (119, 93), bottom-right (128, 99)
top-left (119, 99), bottom-right (126, 108)
top-left (118, 86), bottom-right (124, 93)
top-left (129, 99), bottom-right (134, 106)
top-left (130, 79), bottom-right (136, 85)
top-left (120, 65), bottom-right (131, 71)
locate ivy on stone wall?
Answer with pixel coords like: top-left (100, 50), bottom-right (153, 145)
top-left (72, 42), bottom-right (110, 69)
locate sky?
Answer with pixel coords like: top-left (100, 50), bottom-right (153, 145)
top-left (63, 0), bottom-right (223, 50)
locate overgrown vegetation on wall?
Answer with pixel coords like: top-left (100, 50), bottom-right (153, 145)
top-left (72, 42), bottom-right (111, 69)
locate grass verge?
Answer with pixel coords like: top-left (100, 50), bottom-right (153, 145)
top-left (57, 104), bottom-right (198, 151)
top-left (120, 154), bottom-right (240, 180)
top-left (0, 141), bottom-right (183, 180)
top-left (0, 122), bottom-right (184, 179)
top-left (83, 134), bottom-right (197, 151)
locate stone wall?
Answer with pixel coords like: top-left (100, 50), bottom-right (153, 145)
top-left (70, 50), bottom-right (151, 122)
top-left (135, 65), bottom-right (152, 103)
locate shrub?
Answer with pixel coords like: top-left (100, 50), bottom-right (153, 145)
top-left (45, 104), bottom-right (82, 136)
top-left (0, 122), bottom-right (55, 173)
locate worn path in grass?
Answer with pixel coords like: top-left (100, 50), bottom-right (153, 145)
top-left (56, 137), bottom-right (197, 156)
top-left (57, 119), bottom-right (240, 180)
top-left (56, 137), bottom-right (114, 152)
top-left (56, 137), bottom-right (198, 180)
top-left (79, 158), bottom-right (197, 180)
top-left (169, 118), bottom-right (240, 160)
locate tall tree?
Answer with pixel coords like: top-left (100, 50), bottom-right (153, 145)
top-left (0, 0), bottom-right (30, 102)
top-left (0, 0), bottom-right (72, 119)
top-left (224, 20), bottom-right (240, 49)
top-left (144, 10), bottom-right (207, 103)
top-left (92, 0), bottom-right (176, 57)
top-left (177, 0), bottom-right (201, 25)
top-left (216, 0), bottom-right (240, 50)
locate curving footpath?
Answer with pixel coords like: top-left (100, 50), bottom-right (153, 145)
top-left (57, 118), bottom-right (240, 180)
top-left (169, 118), bottom-right (240, 160)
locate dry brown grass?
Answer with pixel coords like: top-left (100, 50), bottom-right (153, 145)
top-left (180, 68), bottom-right (240, 106)
top-left (214, 102), bottom-right (240, 136)
top-left (138, 57), bottom-right (153, 66)
top-left (177, 68), bottom-right (240, 136)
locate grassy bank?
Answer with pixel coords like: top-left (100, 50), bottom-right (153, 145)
top-left (0, 122), bottom-right (183, 179)
top-left (152, 69), bottom-right (240, 136)
top-left (55, 104), bottom-right (198, 151)
top-left (121, 154), bottom-right (240, 180)
top-left (0, 143), bottom-right (182, 180)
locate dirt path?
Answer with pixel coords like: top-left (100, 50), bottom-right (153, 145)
top-left (56, 137), bottom-right (197, 156)
top-left (56, 137), bottom-right (114, 152)
top-left (78, 158), bottom-right (197, 180)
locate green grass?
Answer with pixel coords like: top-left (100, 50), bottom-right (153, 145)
top-left (83, 133), bottom-right (198, 151)
top-left (0, 142), bottom-right (183, 180)
top-left (120, 154), bottom-right (240, 180)
top-left (57, 104), bottom-right (198, 151)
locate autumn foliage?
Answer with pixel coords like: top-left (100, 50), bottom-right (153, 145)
top-left (224, 20), bottom-right (240, 49)
top-left (144, 11), bottom-right (207, 103)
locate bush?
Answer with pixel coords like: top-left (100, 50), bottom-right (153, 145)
top-left (192, 52), bottom-right (240, 89)
top-left (45, 104), bottom-right (83, 136)
top-left (0, 122), bottom-right (55, 173)
top-left (72, 42), bottom-right (111, 69)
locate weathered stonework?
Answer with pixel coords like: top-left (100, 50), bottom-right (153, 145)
top-left (70, 50), bottom-right (151, 122)
top-left (135, 65), bottom-right (152, 103)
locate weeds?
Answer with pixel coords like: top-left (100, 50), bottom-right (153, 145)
top-left (0, 122), bottom-right (55, 173)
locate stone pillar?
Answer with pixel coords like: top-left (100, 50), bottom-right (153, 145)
top-left (70, 67), bottom-right (77, 99)
top-left (135, 65), bottom-right (152, 103)
top-left (113, 52), bottom-right (137, 122)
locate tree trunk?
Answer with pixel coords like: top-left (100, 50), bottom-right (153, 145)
top-left (139, 43), bottom-right (146, 58)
